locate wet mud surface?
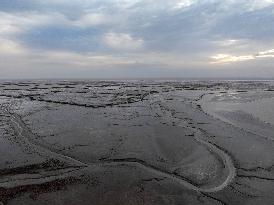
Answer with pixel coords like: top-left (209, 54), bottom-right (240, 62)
top-left (1, 80), bottom-right (274, 204)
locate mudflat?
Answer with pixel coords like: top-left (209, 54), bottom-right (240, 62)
top-left (1, 80), bottom-right (274, 205)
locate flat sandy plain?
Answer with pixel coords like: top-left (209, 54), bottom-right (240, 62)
top-left (1, 80), bottom-right (274, 205)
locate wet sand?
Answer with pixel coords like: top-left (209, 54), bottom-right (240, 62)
top-left (1, 80), bottom-right (274, 205)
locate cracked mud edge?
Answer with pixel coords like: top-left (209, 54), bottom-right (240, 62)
top-left (202, 193), bottom-right (229, 205)
top-left (0, 91), bottom-right (155, 109)
top-left (237, 174), bottom-right (274, 181)
top-left (98, 153), bottom-right (235, 194)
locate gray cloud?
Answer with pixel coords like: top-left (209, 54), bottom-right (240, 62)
top-left (0, 0), bottom-right (274, 79)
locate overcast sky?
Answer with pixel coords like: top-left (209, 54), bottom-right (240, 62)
top-left (1, 0), bottom-right (274, 79)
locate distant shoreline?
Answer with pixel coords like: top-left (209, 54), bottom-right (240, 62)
top-left (0, 77), bottom-right (274, 81)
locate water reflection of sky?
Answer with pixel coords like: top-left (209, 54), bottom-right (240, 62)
top-left (204, 91), bottom-right (274, 126)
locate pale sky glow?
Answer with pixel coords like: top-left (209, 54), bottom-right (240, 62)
top-left (211, 54), bottom-right (255, 63)
top-left (0, 0), bottom-right (274, 78)
top-left (211, 48), bottom-right (274, 63)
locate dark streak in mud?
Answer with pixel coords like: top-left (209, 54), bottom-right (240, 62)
top-left (0, 175), bottom-right (83, 204)
top-left (0, 159), bottom-right (70, 176)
